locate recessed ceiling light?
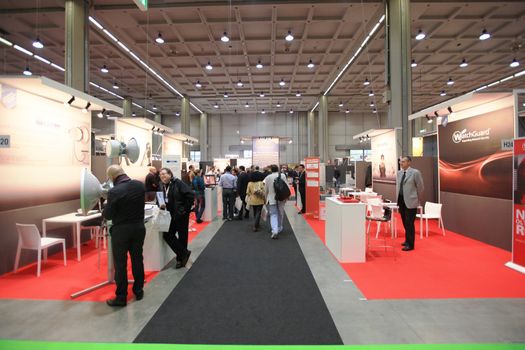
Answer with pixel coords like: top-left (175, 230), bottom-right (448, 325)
top-left (510, 58), bottom-right (520, 68)
top-left (32, 36), bottom-right (43, 49)
top-left (295, 91), bottom-right (301, 97)
top-left (155, 32), bottom-right (164, 44)
top-left (205, 61), bottom-right (213, 70)
top-left (285, 30), bottom-right (294, 41)
top-left (100, 65), bottom-right (109, 73)
top-left (339, 101), bottom-right (343, 107)
top-left (440, 90), bottom-right (447, 96)
top-left (411, 59), bottom-right (417, 68)
top-left (307, 59), bottom-right (314, 69)
top-left (221, 32), bottom-right (229, 43)
top-left (363, 78), bottom-right (370, 86)
top-left (279, 79), bottom-right (285, 86)
top-left (23, 66), bottom-right (32, 76)
top-left (237, 80), bottom-right (243, 87)
top-left (195, 80), bottom-right (202, 88)
top-left (459, 59), bottom-right (468, 68)
top-left (259, 92), bottom-right (265, 97)
top-left (415, 29), bottom-right (426, 40)
top-left (479, 29), bottom-right (491, 41)
top-left (256, 60), bottom-right (263, 69)
top-left (368, 91), bottom-right (374, 97)
top-left (447, 78), bottom-right (454, 85)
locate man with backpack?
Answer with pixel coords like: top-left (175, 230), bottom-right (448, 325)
top-left (263, 164), bottom-right (290, 239)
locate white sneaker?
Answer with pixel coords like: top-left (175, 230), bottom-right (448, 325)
top-left (271, 233), bottom-right (278, 239)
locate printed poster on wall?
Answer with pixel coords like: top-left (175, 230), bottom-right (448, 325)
top-left (371, 130), bottom-right (397, 184)
top-left (438, 107), bottom-right (513, 199)
top-left (512, 138), bottom-right (525, 269)
top-left (0, 86), bottom-right (90, 211)
top-left (252, 137), bottom-right (279, 167)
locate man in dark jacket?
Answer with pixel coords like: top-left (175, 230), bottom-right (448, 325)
top-left (298, 164), bottom-right (306, 214)
top-left (236, 165), bottom-right (250, 219)
top-left (103, 165), bottom-right (146, 307)
top-left (159, 167), bottom-right (194, 268)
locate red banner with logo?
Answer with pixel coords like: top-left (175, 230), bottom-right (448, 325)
top-left (512, 138), bottom-right (525, 269)
top-left (305, 157), bottom-right (320, 218)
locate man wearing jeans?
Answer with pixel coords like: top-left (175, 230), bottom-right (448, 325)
top-left (264, 164), bottom-right (287, 239)
top-left (218, 166), bottom-right (237, 221)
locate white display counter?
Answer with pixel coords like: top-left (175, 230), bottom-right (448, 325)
top-left (143, 217), bottom-right (175, 271)
top-left (325, 197), bottom-right (366, 263)
top-left (203, 187), bottom-right (218, 222)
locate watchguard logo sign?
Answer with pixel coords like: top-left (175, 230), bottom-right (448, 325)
top-left (452, 128), bottom-right (491, 144)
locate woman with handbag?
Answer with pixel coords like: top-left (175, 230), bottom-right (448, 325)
top-left (159, 167), bottom-right (195, 269)
top-left (246, 170), bottom-right (266, 232)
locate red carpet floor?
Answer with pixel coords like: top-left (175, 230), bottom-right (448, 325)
top-left (0, 216), bottom-right (209, 302)
top-left (304, 210), bottom-right (525, 300)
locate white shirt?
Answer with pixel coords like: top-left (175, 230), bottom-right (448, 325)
top-left (264, 172), bottom-right (287, 205)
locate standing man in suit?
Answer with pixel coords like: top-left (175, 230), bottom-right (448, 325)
top-left (397, 156), bottom-right (424, 251)
top-left (236, 165), bottom-right (250, 220)
top-left (297, 164), bottom-right (306, 214)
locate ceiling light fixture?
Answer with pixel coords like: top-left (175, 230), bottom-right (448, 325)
top-left (259, 92), bottom-right (265, 97)
top-left (32, 36), bottom-right (43, 49)
top-left (23, 66), bottom-right (32, 76)
top-left (295, 91), bottom-right (301, 97)
top-left (370, 102), bottom-right (375, 107)
top-left (155, 33), bottom-right (164, 44)
top-left (64, 96), bottom-right (75, 107)
top-left (510, 58), bottom-right (520, 68)
top-left (195, 80), bottom-right (202, 88)
top-left (447, 78), bottom-right (454, 85)
top-left (368, 91), bottom-right (374, 97)
top-left (152, 105), bottom-right (157, 110)
top-left (221, 32), bottom-right (230, 43)
top-left (237, 80), bottom-right (243, 87)
top-left (363, 78), bottom-right (370, 86)
top-left (97, 109), bottom-right (106, 118)
top-left (307, 59), bottom-right (314, 69)
top-left (479, 29), bottom-right (491, 41)
top-left (411, 59), bottom-right (417, 68)
top-left (205, 61), bottom-right (213, 70)
top-left (276, 102), bottom-right (281, 107)
top-left (289, 109), bottom-right (294, 114)
top-left (285, 30), bottom-right (294, 41)
top-left (223, 92), bottom-right (229, 98)
top-left (81, 102), bottom-right (91, 113)
top-left (256, 60), bottom-right (263, 69)
top-left (100, 65), bottom-right (109, 73)
top-left (415, 29), bottom-right (426, 41)
top-left (261, 109), bottom-right (266, 114)
top-left (345, 109), bottom-right (350, 114)
top-left (434, 111), bottom-right (439, 118)
top-left (459, 59), bottom-right (468, 68)
top-left (176, 112), bottom-right (180, 116)
top-left (245, 103), bottom-right (249, 108)
top-left (132, 112), bottom-right (136, 117)
top-left (213, 103), bottom-right (219, 109)
top-left (113, 81), bottom-right (119, 89)
top-left (440, 90), bottom-right (447, 96)
top-left (339, 101), bottom-right (343, 107)
top-left (279, 79), bottom-right (285, 86)
top-left (372, 109), bottom-right (377, 114)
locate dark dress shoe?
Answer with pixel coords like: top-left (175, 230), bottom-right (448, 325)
top-left (175, 261), bottom-right (183, 269)
top-left (401, 242), bottom-right (408, 246)
top-left (106, 298), bottom-right (127, 307)
top-left (181, 250), bottom-right (191, 267)
top-left (402, 246), bottom-right (414, 251)
top-left (135, 291), bottom-right (144, 301)
top-left (298, 211), bottom-right (303, 215)
top-left (196, 219), bottom-right (203, 224)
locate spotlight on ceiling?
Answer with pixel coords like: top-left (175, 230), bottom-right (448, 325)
top-left (261, 109), bottom-right (266, 114)
top-left (345, 109), bottom-right (350, 114)
top-left (132, 112), bottom-right (136, 117)
top-left (459, 59), bottom-right (468, 68)
top-left (100, 65), bottom-right (109, 73)
top-left (440, 90), bottom-right (447, 96)
top-left (113, 81), bottom-right (119, 89)
top-left (307, 59), bottom-right (314, 69)
top-left (289, 109), bottom-right (294, 114)
top-left (221, 32), bottom-right (230, 43)
top-left (279, 79), bottom-right (286, 86)
top-left (205, 61), bottom-right (213, 70)
top-left (366, 134), bottom-right (371, 141)
top-left (288, 139), bottom-right (293, 144)
top-left (64, 96), bottom-right (75, 107)
top-left (479, 28), bottom-right (491, 41)
top-left (82, 102), bottom-right (91, 114)
top-left (256, 60), bottom-right (263, 69)
top-left (285, 30), bottom-right (294, 41)
top-left (152, 105), bottom-right (157, 110)
top-left (447, 78), bottom-right (454, 85)
top-left (411, 59), bottom-right (417, 68)
top-left (176, 112), bottom-right (180, 116)
top-left (339, 101), bottom-right (343, 107)
top-left (276, 102), bottom-right (281, 107)
top-left (434, 111), bottom-right (439, 118)
top-left (415, 29), bottom-right (426, 40)
top-left (195, 80), bottom-right (202, 88)
top-left (237, 80), bottom-right (243, 87)
top-left (295, 91), bottom-right (301, 97)
top-left (96, 109), bottom-right (105, 118)
top-left (372, 109), bottom-right (377, 114)
top-left (363, 78), bottom-right (370, 86)
top-left (213, 103), bottom-right (219, 109)
top-left (427, 114), bottom-right (433, 124)
top-left (223, 92), bottom-right (229, 98)
top-left (368, 91), bottom-right (374, 97)
top-left (155, 32), bottom-right (164, 44)
top-left (259, 92), bottom-right (265, 97)
top-left (510, 58), bottom-right (520, 68)
top-left (23, 66), bottom-right (32, 76)
top-left (245, 103), bottom-right (249, 108)
top-left (32, 36), bottom-right (44, 49)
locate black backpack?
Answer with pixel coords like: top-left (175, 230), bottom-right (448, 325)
top-left (274, 172), bottom-right (291, 201)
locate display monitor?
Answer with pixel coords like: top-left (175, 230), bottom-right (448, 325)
top-left (204, 174), bottom-right (217, 186)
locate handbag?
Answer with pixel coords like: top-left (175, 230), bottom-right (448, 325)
top-left (261, 205), bottom-right (268, 221)
top-left (235, 197), bottom-right (243, 211)
top-left (152, 208), bottom-right (172, 232)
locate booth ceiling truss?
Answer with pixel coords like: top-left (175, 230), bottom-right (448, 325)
top-left (0, 1), bottom-right (524, 116)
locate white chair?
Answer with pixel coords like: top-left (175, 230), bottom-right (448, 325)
top-left (416, 202), bottom-right (445, 238)
top-left (80, 225), bottom-right (106, 249)
top-left (14, 224), bottom-right (67, 277)
top-left (366, 204), bottom-right (395, 258)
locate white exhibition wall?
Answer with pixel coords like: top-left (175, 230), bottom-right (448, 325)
top-left (0, 85), bottom-right (91, 211)
top-left (115, 119), bottom-right (152, 181)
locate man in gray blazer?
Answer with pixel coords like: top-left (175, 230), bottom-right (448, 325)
top-left (396, 156), bottom-right (424, 251)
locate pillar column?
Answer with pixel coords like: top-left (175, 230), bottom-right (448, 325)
top-left (122, 97), bottom-right (132, 118)
top-left (65, 0), bottom-right (88, 92)
top-left (153, 113), bottom-right (162, 124)
top-left (307, 111), bottom-right (315, 157)
top-left (386, 0), bottom-right (412, 156)
top-left (181, 97), bottom-right (191, 159)
top-left (199, 112), bottom-right (208, 161)
top-left (318, 95), bottom-right (329, 162)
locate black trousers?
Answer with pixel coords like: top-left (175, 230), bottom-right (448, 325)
top-left (222, 188), bottom-right (235, 219)
top-left (398, 196), bottom-right (417, 249)
top-left (163, 214), bottom-right (190, 261)
top-left (238, 195), bottom-right (249, 219)
top-left (252, 204), bottom-right (263, 229)
top-left (110, 223), bottom-right (146, 300)
top-left (299, 186), bottom-right (306, 213)
top-left (292, 183), bottom-right (298, 203)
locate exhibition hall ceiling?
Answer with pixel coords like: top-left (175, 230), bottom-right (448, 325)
top-left (0, 0), bottom-right (524, 117)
